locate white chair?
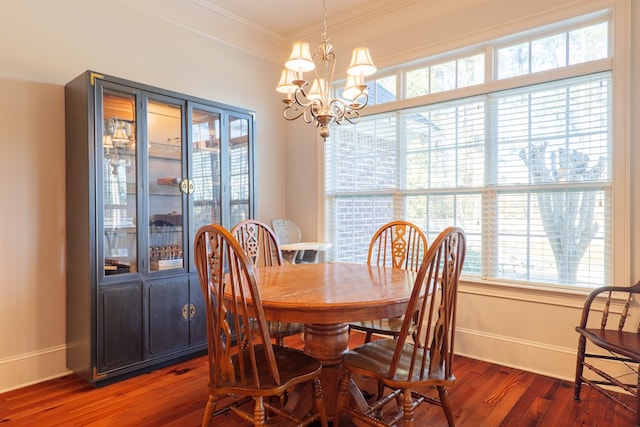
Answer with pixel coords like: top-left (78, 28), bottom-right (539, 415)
top-left (271, 219), bottom-right (319, 263)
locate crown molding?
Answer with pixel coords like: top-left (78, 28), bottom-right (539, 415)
top-left (312, 0), bottom-right (489, 50)
top-left (113, 0), bottom-right (489, 66)
top-left (288, 0), bottom-right (424, 42)
top-left (115, 0), bottom-right (288, 64)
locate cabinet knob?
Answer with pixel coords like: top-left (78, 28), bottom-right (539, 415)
top-left (179, 179), bottom-right (195, 194)
top-left (181, 303), bottom-right (196, 319)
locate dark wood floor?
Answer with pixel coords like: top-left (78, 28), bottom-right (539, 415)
top-left (0, 332), bottom-right (635, 426)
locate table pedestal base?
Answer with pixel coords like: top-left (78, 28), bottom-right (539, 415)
top-left (303, 323), bottom-right (350, 419)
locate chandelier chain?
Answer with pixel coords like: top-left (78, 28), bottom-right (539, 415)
top-left (321, 0), bottom-right (328, 43)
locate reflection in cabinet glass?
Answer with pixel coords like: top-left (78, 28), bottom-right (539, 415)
top-left (191, 108), bottom-right (221, 233)
top-left (229, 115), bottom-right (252, 226)
top-left (147, 99), bottom-right (184, 272)
top-left (65, 70), bottom-right (255, 385)
top-left (103, 92), bottom-right (137, 275)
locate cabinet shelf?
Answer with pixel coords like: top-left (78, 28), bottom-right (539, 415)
top-left (149, 141), bottom-right (182, 160)
top-left (149, 184), bottom-right (182, 196)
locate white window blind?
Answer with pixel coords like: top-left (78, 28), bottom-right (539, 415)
top-left (326, 72), bottom-right (611, 287)
top-left (489, 73), bottom-right (610, 285)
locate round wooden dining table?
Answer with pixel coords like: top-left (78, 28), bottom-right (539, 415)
top-left (253, 262), bottom-right (417, 417)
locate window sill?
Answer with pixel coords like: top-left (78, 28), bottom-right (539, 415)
top-left (458, 277), bottom-right (618, 310)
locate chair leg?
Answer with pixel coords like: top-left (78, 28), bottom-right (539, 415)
top-left (636, 371), bottom-right (640, 427)
top-left (377, 379), bottom-right (385, 402)
top-left (365, 331), bottom-right (373, 343)
top-left (276, 336), bottom-right (284, 346)
top-left (437, 385), bottom-right (455, 427)
top-left (201, 395), bottom-right (217, 427)
top-left (402, 389), bottom-right (416, 427)
top-left (574, 336), bottom-right (587, 401)
top-left (254, 396), bottom-right (267, 427)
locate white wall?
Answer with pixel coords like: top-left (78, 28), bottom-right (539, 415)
top-left (0, 80), bottom-right (68, 392)
top-left (0, 0), bottom-right (287, 392)
top-left (0, 0), bottom-right (637, 393)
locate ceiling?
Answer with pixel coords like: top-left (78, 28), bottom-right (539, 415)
top-left (205, 0), bottom-right (393, 38)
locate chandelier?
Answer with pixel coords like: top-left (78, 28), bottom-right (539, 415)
top-left (276, 0), bottom-right (376, 140)
top-left (103, 118), bottom-right (134, 176)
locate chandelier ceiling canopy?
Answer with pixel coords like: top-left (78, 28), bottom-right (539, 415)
top-left (276, 0), bottom-right (376, 140)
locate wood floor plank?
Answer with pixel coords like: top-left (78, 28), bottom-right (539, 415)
top-left (499, 373), bottom-right (561, 426)
top-left (0, 332), bottom-right (636, 426)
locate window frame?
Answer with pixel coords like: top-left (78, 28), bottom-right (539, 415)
top-left (324, 8), bottom-right (630, 292)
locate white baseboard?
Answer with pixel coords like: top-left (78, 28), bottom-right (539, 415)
top-left (0, 345), bottom-right (70, 394)
top-left (455, 327), bottom-right (578, 381)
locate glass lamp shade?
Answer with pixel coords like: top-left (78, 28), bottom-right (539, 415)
top-left (112, 121), bottom-right (130, 145)
top-left (103, 134), bottom-right (113, 148)
top-left (276, 68), bottom-right (298, 94)
top-left (343, 75), bottom-right (366, 101)
top-left (347, 47), bottom-right (376, 77)
top-left (307, 78), bottom-right (325, 101)
top-left (285, 41), bottom-right (315, 73)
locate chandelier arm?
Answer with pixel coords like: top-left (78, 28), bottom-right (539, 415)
top-left (303, 106), bottom-right (317, 124)
top-left (348, 90), bottom-right (371, 111)
top-left (328, 97), bottom-right (367, 118)
top-left (283, 104), bottom-right (307, 122)
top-left (292, 86), bottom-right (311, 108)
top-left (343, 113), bottom-right (362, 125)
top-left (328, 99), bottom-right (346, 123)
top-left (357, 92), bottom-right (370, 109)
top-left (339, 91), bottom-right (370, 112)
top-left (284, 98), bottom-right (324, 125)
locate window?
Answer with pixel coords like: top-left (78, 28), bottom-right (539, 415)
top-left (405, 53), bottom-right (485, 98)
top-left (326, 15), bottom-right (612, 288)
top-left (496, 21), bottom-right (608, 79)
top-left (367, 73), bottom-right (397, 105)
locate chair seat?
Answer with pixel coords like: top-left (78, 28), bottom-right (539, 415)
top-left (216, 344), bottom-right (322, 395)
top-left (342, 339), bottom-right (455, 388)
top-left (576, 327), bottom-right (640, 362)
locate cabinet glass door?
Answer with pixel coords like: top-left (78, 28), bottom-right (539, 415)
top-left (228, 114), bottom-right (252, 227)
top-left (147, 98), bottom-right (185, 272)
top-left (191, 108), bottom-right (221, 232)
top-left (102, 91), bottom-right (138, 275)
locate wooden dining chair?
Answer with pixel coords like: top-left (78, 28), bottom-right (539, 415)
top-left (194, 223), bottom-right (328, 427)
top-left (335, 226), bottom-right (466, 427)
top-left (232, 219), bottom-right (305, 346)
top-left (574, 280), bottom-right (640, 425)
top-left (349, 220), bottom-right (428, 343)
